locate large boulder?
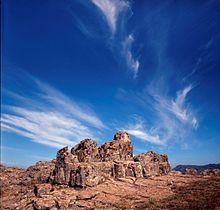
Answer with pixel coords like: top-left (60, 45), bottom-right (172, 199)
top-left (99, 131), bottom-right (133, 161)
top-left (134, 151), bottom-right (171, 177)
top-left (53, 146), bottom-right (78, 185)
top-left (71, 139), bottom-right (100, 162)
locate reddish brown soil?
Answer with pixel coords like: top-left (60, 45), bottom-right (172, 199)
top-left (1, 165), bottom-right (220, 210)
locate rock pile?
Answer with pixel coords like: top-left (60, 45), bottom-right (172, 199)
top-left (185, 168), bottom-right (198, 175)
top-left (51, 131), bottom-right (171, 187)
top-left (200, 169), bottom-right (220, 176)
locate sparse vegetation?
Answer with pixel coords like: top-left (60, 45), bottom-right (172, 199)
top-left (140, 178), bottom-right (220, 210)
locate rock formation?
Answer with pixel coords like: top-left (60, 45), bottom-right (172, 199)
top-left (71, 139), bottom-right (100, 162)
top-left (2, 131), bottom-right (220, 210)
top-left (200, 169), bottom-right (220, 176)
top-left (134, 151), bottom-right (171, 177)
top-left (51, 131), bottom-right (171, 187)
top-left (98, 131), bottom-right (133, 161)
top-left (185, 168), bottom-right (198, 175)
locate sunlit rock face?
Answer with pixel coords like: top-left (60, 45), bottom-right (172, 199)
top-left (51, 131), bottom-right (171, 187)
top-left (113, 131), bottom-right (131, 142)
top-left (71, 139), bottom-right (100, 162)
top-left (134, 151), bottom-right (171, 177)
top-left (70, 131), bottom-right (133, 162)
top-left (99, 131), bottom-right (133, 162)
top-left (52, 147), bottom-right (77, 185)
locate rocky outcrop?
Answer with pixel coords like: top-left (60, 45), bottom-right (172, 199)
top-left (69, 162), bottom-right (113, 187)
top-left (98, 131), bottom-right (133, 161)
top-left (71, 139), bottom-right (100, 162)
top-left (53, 145), bottom-right (113, 187)
top-left (53, 147), bottom-right (78, 185)
top-left (51, 131), bottom-right (171, 187)
top-left (134, 151), bottom-right (171, 177)
top-left (28, 161), bottom-right (56, 182)
top-left (200, 169), bottom-right (220, 176)
top-left (70, 131), bottom-right (133, 162)
top-left (185, 168), bottom-right (198, 175)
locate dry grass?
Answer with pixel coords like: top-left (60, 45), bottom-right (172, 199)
top-left (141, 177), bottom-right (220, 210)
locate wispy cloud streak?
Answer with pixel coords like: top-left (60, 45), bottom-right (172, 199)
top-left (145, 84), bottom-right (198, 145)
top-left (118, 83), bottom-right (198, 146)
top-left (71, 0), bottom-right (139, 78)
top-left (34, 79), bottom-right (105, 129)
top-left (91, 0), bottom-right (129, 35)
top-left (153, 85), bottom-right (198, 129)
top-left (1, 76), bottom-right (105, 148)
top-left (183, 58), bottom-right (201, 82)
top-left (122, 34), bottom-right (140, 78)
top-left (128, 129), bottom-right (164, 145)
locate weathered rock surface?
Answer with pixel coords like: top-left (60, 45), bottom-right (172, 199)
top-left (53, 146), bottom-right (78, 185)
top-left (0, 164), bottom-right (25, 187)
top-left (52, 145), bottom-right (113, 187)
top-left (134, 151), bottom-right (171, 177)
top-left (70, 131), bottom-right (133, 162)
top-left (112, 161), bottom-right (143, 178)
top-left (51, 131), bottom-right (171, 187)
top-left (71, 139), bottom-right (100, 162)
top-left (24, 160), bottom-right (56, 184)
top-left (99, 131), bottom-right (133, 161)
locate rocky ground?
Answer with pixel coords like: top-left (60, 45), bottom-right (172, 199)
top-left (1, 131), bottom-right (220, 209)
top-left (1, 165), bottom-right (220, 210)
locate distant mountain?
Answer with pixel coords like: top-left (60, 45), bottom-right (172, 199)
top-left (173, 163), bottom-right (220, 173)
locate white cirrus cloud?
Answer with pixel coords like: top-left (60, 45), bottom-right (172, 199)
top-left (146, 84), bottom-right (198, 146)
top-left (91, 0), bottom-right (129, 35)
top-left (153, 84), bottom-right (198, 129)
top-left (127, 129), bottom-right (164, 146)
top-left (124, 117), bottom-right (164, 145)
top-left (34, 79), bottom-right (106, 129)
top-left (122, 34), bottom-right (140, 78)
top-left (74, 1), bottom-right (139, 79)
top-left (117, 83), bottom-right (198, 147)
top-left (1, 77), bottom-right (106, 149)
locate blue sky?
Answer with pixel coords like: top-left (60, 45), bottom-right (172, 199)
top-left (1, 0), bottom-right (220, 167)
